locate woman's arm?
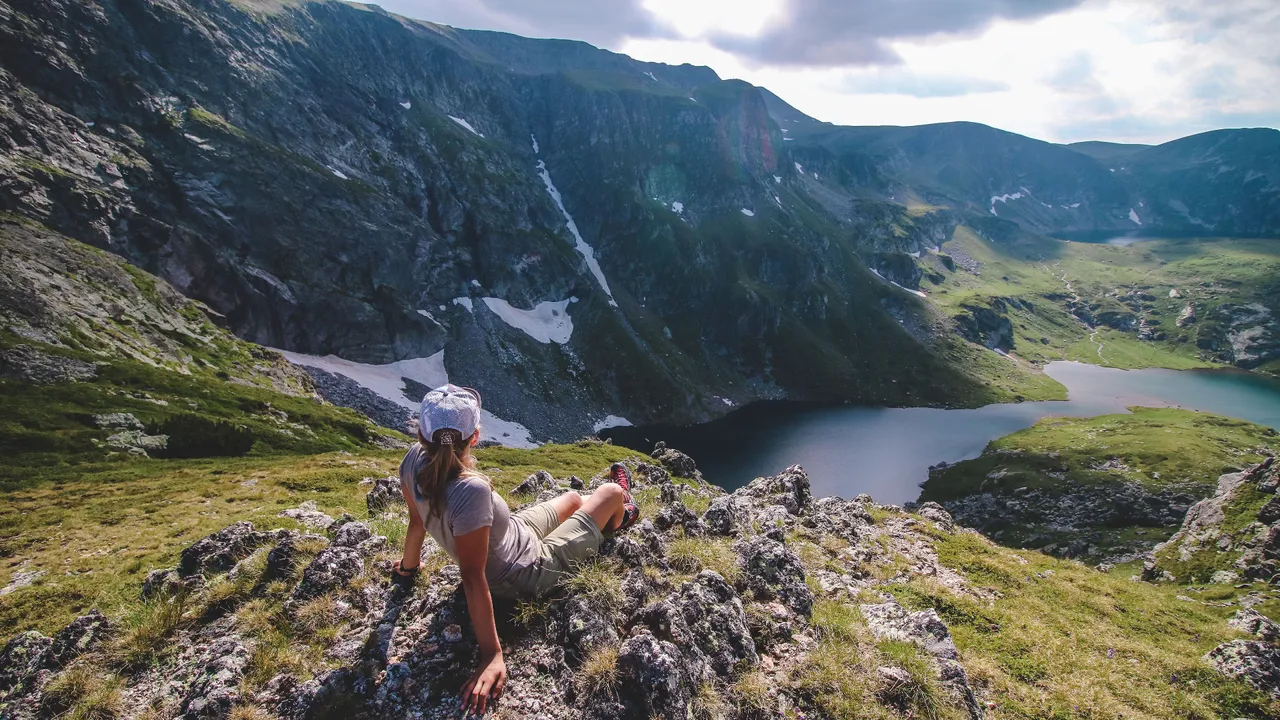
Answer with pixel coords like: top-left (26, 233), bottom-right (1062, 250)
top-left (454, 526), bottom-right (506, 715)
top-left (398, 483), bottom-right (426, 574)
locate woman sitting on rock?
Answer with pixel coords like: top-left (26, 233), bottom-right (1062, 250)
top-left (393, 385), bottom-right (640, 715)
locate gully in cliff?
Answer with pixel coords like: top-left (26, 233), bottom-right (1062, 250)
top-left (394, 385), bottom-right (640, 714)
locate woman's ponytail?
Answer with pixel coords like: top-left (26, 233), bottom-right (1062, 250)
top-left (414, 428), bottom-right (479, 518)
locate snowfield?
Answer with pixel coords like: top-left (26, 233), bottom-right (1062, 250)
top-left (482, 297), bottom-right (577, 345)
top-left (741, 208), bottom-right (755, 217)
top-left (592, 415), bottom-right (633, 433)
top-left (452, 297), bottom-right (474, 312)
top-left (989, 192), bottom-right (1025, 215)
top-left (1129, 208), bottom-right (1143, 225)
top-left (276, 349), bottom-right (535, 448)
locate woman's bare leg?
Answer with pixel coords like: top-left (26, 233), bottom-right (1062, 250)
top-left (581, 483), bottom-right (627, 532)
top-left (546, 491), bottom-right (584, 523)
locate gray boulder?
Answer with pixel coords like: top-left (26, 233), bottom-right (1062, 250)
top-left (291, 547), bottom-right (364, 604)
top-left (0, 631), bottom-right (51, 694)
top-left (617, 630), bottom-right (697, 719)
top-left (917, 502), bottom-right (955, 530)
top-left (180, 638), bottom-right (250, 719)
top-left (332, 521), bottom-right (373, 548)
top-left (366, 476), bottom-right (405, 514)
top-left (704, 495), bottom-right (752, 537)
top-left (741, 465), bottom-right (811, 516)
top-left (514, 470), bottom-right (556, 495)
top-left (734, 535), bottom-right (814, 617)
top-left (1228, 608), bottom-right (1280, 642)
top-left (1206, 640), bottom-right (1280, 698)
top-left (178, 522), bottom-right (271, 578)
top-left (652, 443), bottom-right (699, 479)
top-left (670, 571), bottom-right (758, 677)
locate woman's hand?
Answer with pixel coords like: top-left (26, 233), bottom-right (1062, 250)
top-left (460, 651), bottom-right (506, 715)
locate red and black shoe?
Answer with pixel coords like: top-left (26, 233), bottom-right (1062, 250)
top-left (609, 463), bottom-right (633, 499)
top-left (615, 502), bottom-right (641, 533)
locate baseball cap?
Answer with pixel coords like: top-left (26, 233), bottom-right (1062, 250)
top-left (419, 384), bottom-right (482, 442)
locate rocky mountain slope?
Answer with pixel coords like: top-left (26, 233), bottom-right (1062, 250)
top-left (2, 0), bottom-right (1277, 442)
top-left (0, 0), bottom-right (1006, 443)
top-left (3, 448), bottom-right (1279, 720)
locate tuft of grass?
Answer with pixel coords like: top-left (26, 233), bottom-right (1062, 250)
top-left (228, 705), bottom-right (277, 720)
top-left (876, 640), bottom-right (953, 720)
top-left (511, 597), bottom-right (551, 629)
top-left (106, 595), bottom-right (190, 669)
top-left (668, 534), bottom-right (741, 584)
top-left (692, 681), bottom-right (729, 720)
top-left (42, 663), bottom-right (124, 720)
top-left (561, 557), bottom-right (625, 609)
top-left (292, 595), bottom-right (341, 639)
top-left (242, 629), bottom-right (307, 691)
top-left (577, 645), bottom-right (619, 699)
top-left (731, 670), bottom-right (773, 717)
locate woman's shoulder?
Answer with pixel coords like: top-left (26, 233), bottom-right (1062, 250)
top-left (398, 444), bottom-right (428, 482)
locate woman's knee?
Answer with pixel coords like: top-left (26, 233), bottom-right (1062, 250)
top-left (595, 482), bottom-right (625, 505)
top-left (562, 491), bottom-right (584, 511)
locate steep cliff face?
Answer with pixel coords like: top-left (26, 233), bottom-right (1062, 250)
top-left (0, 0), bottom-right (988, 441)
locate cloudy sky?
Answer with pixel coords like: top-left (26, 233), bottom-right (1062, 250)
top-left (374, 0), bottom-right (1280, 145)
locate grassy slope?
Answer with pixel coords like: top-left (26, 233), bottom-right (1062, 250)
top-left (926, 227), bottom-right (1280, 373)
top-left (0, 442), bottom-right (639, 637)
top-left (922, 409), bottom-right (1278, 501)
top-left (919, 409), bottom-right (1277, 562)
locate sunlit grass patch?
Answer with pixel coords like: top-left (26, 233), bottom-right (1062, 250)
top-left (668, 534), bottom-right (741, 585)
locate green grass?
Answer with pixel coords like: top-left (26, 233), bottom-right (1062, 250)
top-left (880, 524), bottom-right (1280, 719)
top-left (1150, 478), bottom-right (1276, 584)
top-left (0, 441), bottom-right (632, 637)
top-left (922, 408), bottom-right (1277, 502)
top-left (924, 227), bottom-right (1280, 376)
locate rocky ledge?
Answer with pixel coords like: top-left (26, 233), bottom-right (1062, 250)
top-left (0, 452), bottom-right (998, 720)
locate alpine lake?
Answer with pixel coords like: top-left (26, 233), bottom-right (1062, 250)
top-left (603, 362), bottom-right (1280, 505)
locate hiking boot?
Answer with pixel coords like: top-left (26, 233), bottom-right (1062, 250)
top-left (609, 463), bottom-right (633, 498)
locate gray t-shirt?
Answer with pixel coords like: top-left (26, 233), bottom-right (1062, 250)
top-left (398, 445), bottom-right (537, 583)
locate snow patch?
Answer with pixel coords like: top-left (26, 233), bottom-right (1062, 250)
top-left (663, 327), bottom-right (672, 339)
top-left (592, 415), bottom-right (633, 433)
top-left (989, 192), bottom-right (1025, 215)
top-left (536, 160), bottom-right (617, 306)
top-left (783, 138), bottom-right (794, 142)
top-left (781, 128), bottom-right (789, 134)
top-left (184, 133), bottom-right (209, 144)
top-left (714, 396), bottom-right (734, 407)
top-left (482, 297), bottom-right (577, 345)
top-left (449, 115), bottom-right (483, 137)
top-left (452, 297), bottom-right (474, 312)
top-left (1129, 208), bottom-right (1142, 225)
top-left (774, 195), bottom-right (782, 207)
top-left (276, 349), bottom-right (534, 448)
top-left (671, 201), bottom-right (684, 214)
top-left (773, 175), bottom-right (782, 184)
top-left (531, 134), bottom-right (539, 154)
top-left (471, 279), bottom-right (482, 288)
top-left (870, 268), bottom-right (928, 299)
top-left (399, 101), bottom-right (411, 109)
top-left (794, 162), bottom-right (804, 174)
top-left (327, 166), bottom-right (348, 180)
top-left (741, 208), bottom-right (755, 217)
top-left (644, 71), bottom-right (658, 82)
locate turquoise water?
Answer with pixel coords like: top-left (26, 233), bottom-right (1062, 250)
top-left (603, 362), bottom-right (1280, 505)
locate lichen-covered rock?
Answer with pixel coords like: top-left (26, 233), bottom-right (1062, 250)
top-left (141, 567), bottom-right (184, 600)
top-left (366, 476), bottom-right (405, 514)
top-left (1228, 608), bottom-right (1280, 642)
top-left (916, 501), bottom-right (955, 530)
top-left (653, 500), bottom-right (705, 536)
top-left (742, 465), bottom-right (811, 516)
top-left (1206, 639), bottom-right (1280, 699)
top-left (291, 547), bottom-right (364, 604)
top-left (180, 638), bottom-right (250, 718)
top-left (0, 345), bottom-right (97, 385)
top-left (735, 535), bottom-right (814, 617)
top-left (515, 470), bottom-right (556, 495)
top-left (862, 601), bottom-right (984, 719)
top-left (617, 630), bottom-right (697, 719)
top-left (278, 501), bottom-right (336, 530)
top-left (670, 571), bottom-right (757, 677)
top-left (43, 611), bottom-right (110, 671)
top-left (802, 496), bottom-right (872, 543)
top-left (0, 631), bottom-right (51, 694)
top-left (704, 495), bottom-right (752, 536)
top-left (178, 522), bottom-right (271, 578)
top-left (636, 462), bottom-right (671, 486)
top-left (333, 521), bottom-right (373, 548)
top-left (551, 596), bottom-right (618, 659)
top-left (652, 442), bottom-right (699, 479)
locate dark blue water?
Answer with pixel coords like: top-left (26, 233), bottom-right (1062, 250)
top-left (603, 362), bottom-right (1280, 505)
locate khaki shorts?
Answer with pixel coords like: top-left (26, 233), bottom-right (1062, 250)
top-left (490, 501), bottom-right (603, 599)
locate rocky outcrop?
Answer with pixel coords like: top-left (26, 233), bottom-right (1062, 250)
top-left (954, 301), bottom-right (1015, 351)
top-left (1206, 641), bottom-right (1280, 699)
top-left (1146, 458), bottom-right (1280, 583)
top-left (0, 456), bottom-right (992, 720)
